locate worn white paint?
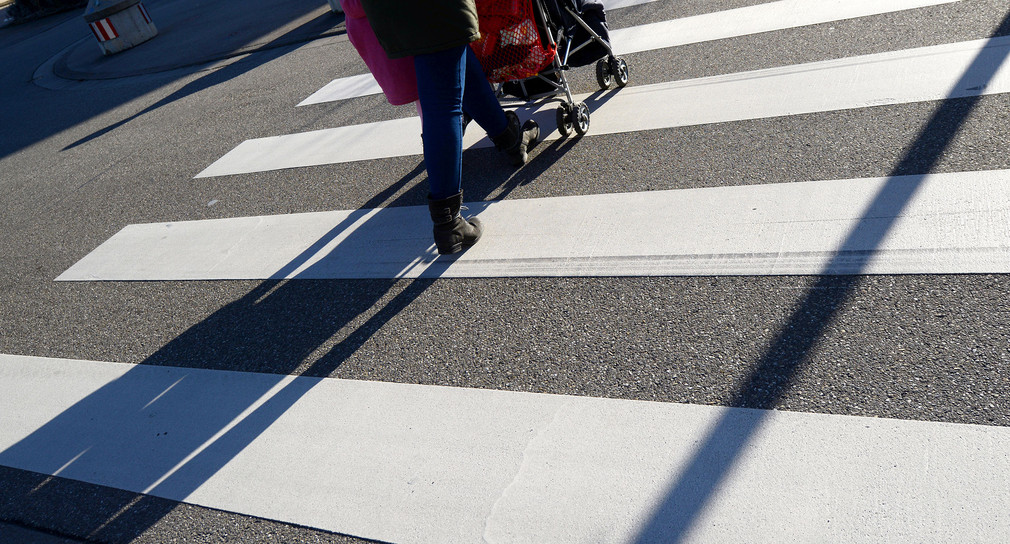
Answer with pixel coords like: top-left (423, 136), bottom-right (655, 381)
top-left (1, 354), bottom-right (1008, 543)
top-left (57, 170), bottom-right (1010, 281)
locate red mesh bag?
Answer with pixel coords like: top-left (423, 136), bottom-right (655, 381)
top-left (470, 0), bottom-right (556, 83)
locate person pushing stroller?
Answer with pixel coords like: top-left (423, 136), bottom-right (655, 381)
top-left (356, 0), bottom-right (540, 255)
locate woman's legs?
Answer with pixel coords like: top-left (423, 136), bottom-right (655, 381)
top-left (414, 45), bottom-right (486, 253)
top-left (413, 44), bottom-right (538, 254)
top-left (413, 44), bottom-right (510, 200)
top-left (462, 45), bottom-right (539, 166)
top-left (414, 46), bottom-right (466, 200)
top-left (461, 46), bottom-right (508, 137)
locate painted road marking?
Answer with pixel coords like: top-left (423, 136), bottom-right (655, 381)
top-left (298, 0), bottom-right (961, 106)
top-left (57, 170), bottom-right (1010, 281)
top-left (610, 0), bottom-right (960, 56)
top-left (202, 35), bottom-right (1010, 178)
top-left (298, 73), bottom-right (382, 107)
top-left (2, 354), bottom-right (1008, 544)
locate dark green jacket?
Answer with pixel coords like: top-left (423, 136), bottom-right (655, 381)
top-left (359, 0), bottom-right (480, 58)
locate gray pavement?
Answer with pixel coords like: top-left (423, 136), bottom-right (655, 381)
top-left (2, 0), bottom-right (1010, 542)
top-left (0, 521), bottom-right (84, 543)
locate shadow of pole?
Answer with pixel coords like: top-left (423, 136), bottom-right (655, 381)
top-left (0, 103), bottom-right (551, 539)
top-left (0, 161), bottom-right (435, 541)
top-left (632, 11), bottom-right (1010, 543)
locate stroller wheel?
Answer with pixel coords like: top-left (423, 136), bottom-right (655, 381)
top-left (556, 104), bottom-right (573, 138)
top-left (595, 59), bottom-right (613, 90)
top-left (610, 57), bottom-right (629, 88)
top-left (572, 102), bottom-right (590, 136)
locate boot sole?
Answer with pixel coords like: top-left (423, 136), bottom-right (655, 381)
top-left (436, 227), bottom-right (482, 255)
top-left (436, 236), bottom-right (481, 255)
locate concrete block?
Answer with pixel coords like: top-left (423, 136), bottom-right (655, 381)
top-left (84, 0), bottom-right (157, 55)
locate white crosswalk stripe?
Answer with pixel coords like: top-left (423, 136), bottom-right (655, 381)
top-left (5, 0), bottom-right (1010, 542)
top-left (610, 0), bottom-right (961, 55)
top-left (56, 170), bottom-right (1010, 280)
top-left (4, 353), bottom-right (1009, 543)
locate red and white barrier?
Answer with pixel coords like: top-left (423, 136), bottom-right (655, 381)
top-left (137, 3), bottom-right (151, 24)
top-left (89, 18), bottom-right (118, 42)
top-left (83, 0), bottom-right (157, 55)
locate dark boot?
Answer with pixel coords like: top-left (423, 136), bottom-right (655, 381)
top-left (492, 110), bottom-right (539, 166)
top-left (427, 191), bottom-right (483, 255)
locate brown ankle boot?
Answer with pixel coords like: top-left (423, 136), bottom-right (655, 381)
top-left (427, 191), bottom-right (483, 255)
top-left (492, 110), bottom-right (539, 166)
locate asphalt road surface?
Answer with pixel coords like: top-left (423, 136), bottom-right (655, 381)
top-left (2, 0), bottom-right (1010, 542)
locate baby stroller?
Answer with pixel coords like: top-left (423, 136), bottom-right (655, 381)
top-left (471, 0), bottom-right (629, 137)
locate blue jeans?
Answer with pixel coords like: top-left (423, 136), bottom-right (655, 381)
top-left (414, 45), bottom-right (508, 200)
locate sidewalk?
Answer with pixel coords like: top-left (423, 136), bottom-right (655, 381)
top-left (0, 0), bottom-right (83, 30)
top-left (0, 0), bottom-right (13, 29)
top-left (44, 0), bottom-right (344, 80)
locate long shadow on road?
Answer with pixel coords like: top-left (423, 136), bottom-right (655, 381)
top-left (0, 1), bottom-right (594, 540)
top-left (0, 110), bottom-right (578, 541)
top-left (0, 162), bottom-right (434, 542)
top-left (632, 9), bottom-right (1010, 543)
top-left (0, 160), bottom-right (421, 541)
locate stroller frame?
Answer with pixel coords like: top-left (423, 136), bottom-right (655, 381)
top-left (499, 0), bottom-right (629, 137)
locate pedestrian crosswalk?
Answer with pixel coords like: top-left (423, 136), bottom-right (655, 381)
top-left (5, 0), bottom-right (1010, 542)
